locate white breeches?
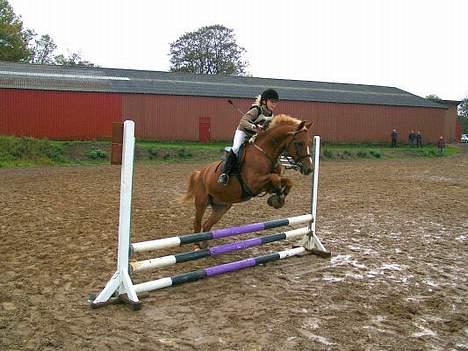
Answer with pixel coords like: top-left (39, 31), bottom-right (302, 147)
top-left (232, 129), bottom-right (248, 155)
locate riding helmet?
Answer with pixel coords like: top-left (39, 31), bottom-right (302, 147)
top-left (261, 89), bottom-right (280, 102)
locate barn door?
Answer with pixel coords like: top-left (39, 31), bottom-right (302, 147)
top-left (199, 117), bottom-right (211, 142)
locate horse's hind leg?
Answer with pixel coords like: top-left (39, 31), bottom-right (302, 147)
top-left (198, 202), bottom-right (232, 249)
top-left (194, 194), bottom-right (209, 234)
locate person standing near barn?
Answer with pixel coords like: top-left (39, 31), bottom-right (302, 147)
top-left (408, 130), bottom-right (416, 146)
top-left (217, 89), bottom-right (280, 186)
top-left (437, 136), bottom-right (445, 154)
top-left (416, 130), bottom-right (423, 147)
top-left (391, 128), bottom-right (398, 147)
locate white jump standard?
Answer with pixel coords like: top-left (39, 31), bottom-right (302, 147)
top-left (89, 120), bottom-right (329, 310)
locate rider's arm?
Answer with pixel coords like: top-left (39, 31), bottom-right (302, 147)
top-left (238, 107), bottom-right (260, 133)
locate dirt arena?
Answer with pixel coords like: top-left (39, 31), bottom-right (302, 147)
top-left (1, 148), bottom-right (467, 351)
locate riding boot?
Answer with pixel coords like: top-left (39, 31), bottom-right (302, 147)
top-left (217, 150), bottom-right (237, 185)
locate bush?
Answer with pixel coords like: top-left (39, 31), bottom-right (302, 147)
top-left (369, 149), bottom-right (382, 158)
top-left (177, 148), bottom-right (192, 158)
top-left (148, 148), bottom-right (159, 159)
top-left (0, 136), bottom-right (65, 164)
top-left (322, 149), bottom-right (334, 159)
top-left (87, 148), bottom-right (107, 160)
top-left (45, 144), bottom-right (66, 162)
top-left (356, 151), bottom-right (369, 158)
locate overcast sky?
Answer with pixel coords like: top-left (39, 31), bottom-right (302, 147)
top-left (8, 0), bottom-right (468, 100)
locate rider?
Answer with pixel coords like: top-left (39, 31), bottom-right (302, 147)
top-left (217, 88), bottom-right (280, 186)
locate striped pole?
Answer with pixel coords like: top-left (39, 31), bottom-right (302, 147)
top-left (133, 246), bottom-right (306, 294)
top-left (130, 227), bottom-right (310, 273)
top-left (131, 214), bottom-right (312, 253)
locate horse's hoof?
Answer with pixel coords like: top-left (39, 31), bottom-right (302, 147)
top-left (197, 241), bottom-right (209, 249)
top-left (267, 195), bottom-right (284, 209)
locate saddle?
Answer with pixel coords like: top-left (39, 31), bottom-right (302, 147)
top-left (220, 143), bottom-right (255, 200)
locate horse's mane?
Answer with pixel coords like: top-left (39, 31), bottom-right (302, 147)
top-left (269, 114), bottom-right (301, 128)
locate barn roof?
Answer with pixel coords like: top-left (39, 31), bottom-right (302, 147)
top-left (0, 61), bottom-right (445, 109)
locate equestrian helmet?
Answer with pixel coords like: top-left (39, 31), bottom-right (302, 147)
top-left (261, 89), bottom-right (279, 102)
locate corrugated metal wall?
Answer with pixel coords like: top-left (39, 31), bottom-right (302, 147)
top-left (0, 89), bottom-right (121, 139)
top-left (121, 94), bottom-right (239, 140)
top-left (277, 101), bottom-right (447, 143)
top-left (0, 88), bottom-right (448, 143)
top-left (443, 105), bottom-right (458, 142)
top-left (122, 94), bottom-right (447, 143)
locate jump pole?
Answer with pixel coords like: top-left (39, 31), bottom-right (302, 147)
top-left (130, 226), bottom-right (311, 273)
top-left (131, 213), bottom-right (313, 253)
top-left (133, 246), bottom-right (308, 294)
top-left (89, 120), bottom-right (329, 310)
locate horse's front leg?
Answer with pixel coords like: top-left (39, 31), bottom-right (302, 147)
top-left (263, 174), bottom-right (293, 209)
top-left (280, 177), bottom-right (293, 197)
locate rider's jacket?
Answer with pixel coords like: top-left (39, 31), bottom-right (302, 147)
top-left (237, 104), bottom-right (273, 137)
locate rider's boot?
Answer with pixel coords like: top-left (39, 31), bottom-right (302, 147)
top-left (217, 150), bottom-right (236, 186)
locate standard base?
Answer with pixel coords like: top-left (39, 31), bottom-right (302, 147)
top-left (300, 231), bottom-right (331, 258)
top-left (88, 293), bottom-right (142, 310)
top-left (88, 270), bottom-right (141, 310)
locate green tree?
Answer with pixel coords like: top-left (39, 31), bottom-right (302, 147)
top-left (426, 94), bottom-right (441, 100)
top-left (0, 0), bottom-right (31, 61)
top-left (458, 97), bottom-right (468, 119)
top-left (458, 97), bottom-right (468, 133)
top-left (169, 24), bottom-right (247, 75)
top-left (55, 52), bottom-right (94, 66)
top-left (0, 0), bottom-right (94, 66)
top-left (29, 33), bottom-right (57, 64)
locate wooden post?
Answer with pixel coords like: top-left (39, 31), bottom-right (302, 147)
top-left (111, 122), bottom-right (124, 165)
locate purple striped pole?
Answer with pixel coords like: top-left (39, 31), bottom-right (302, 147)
top-left (131, 214), bottom-right (312, 253)
top-left (211, 223), bottom-right (265, 239)
top-left (133, 247), bottom-right (307, 294)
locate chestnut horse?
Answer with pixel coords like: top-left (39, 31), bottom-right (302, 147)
top-left (182, 114), bottom-right (314, 247)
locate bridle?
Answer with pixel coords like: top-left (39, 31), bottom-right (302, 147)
top-left (252, 126), bottom-right (312, 172)
top-left (286, 128), bottom-right (312, 165)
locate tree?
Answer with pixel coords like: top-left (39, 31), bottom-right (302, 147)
top-left (426, 94), bottom-right (441, 100)
top-left (458, 97), bottom-right (468, 119)
top-left (458, 97), bottom-right (468, 133)
top-left (55, 52), bottom-right (94, 66)
top-left (0, 0), bottom-right (94, 66)
top-left (169, 24), bottom-right (248, 75)
top-left (0, 0), bottom-right (31, 61)
top-left (29, 33), bottom-right (57, 64)
top-left (26, 32), bottom-right (95, 66)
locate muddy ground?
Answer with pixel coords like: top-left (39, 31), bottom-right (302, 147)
top-left (0, 149), bottom-right (467, 351)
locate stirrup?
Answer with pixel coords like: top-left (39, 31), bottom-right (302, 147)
top-left (217, 173), bottom-right (229, 185)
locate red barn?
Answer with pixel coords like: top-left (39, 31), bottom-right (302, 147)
top-left (0, 61), bottom-right (459, 143)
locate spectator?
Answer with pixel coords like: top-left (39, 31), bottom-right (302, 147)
top-left (437, 136), bottom-right (445, 154)
top-left (408, 130), bottom-right (416, 146)
top-left (391, 128), bottom-right (398, 147)
top-left (416, 131), bottom-right (423, 148)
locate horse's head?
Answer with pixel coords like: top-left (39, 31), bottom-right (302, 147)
top-left (285, 120), bottom-right (314, 175)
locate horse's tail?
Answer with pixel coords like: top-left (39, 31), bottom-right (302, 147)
top-left (179, 170), bottom-right (201, 203)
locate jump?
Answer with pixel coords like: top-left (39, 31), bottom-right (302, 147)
top-left (89, 119), bottom-right (329, 310)
top-left (181, 114), bottom-right (314, 248)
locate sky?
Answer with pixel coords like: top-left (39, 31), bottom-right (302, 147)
top-left (8, 0), bottom-right (468, 101)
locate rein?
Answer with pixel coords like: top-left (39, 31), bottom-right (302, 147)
top-left (286, 129), bottom-right (312, 163)
top-left (252, 144), bottom-right (279, 170)
top-left (252, 127), bottom-right (311, 171)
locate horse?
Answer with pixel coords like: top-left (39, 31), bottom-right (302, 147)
top-left (181, 114), bottom-right (314, 248)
